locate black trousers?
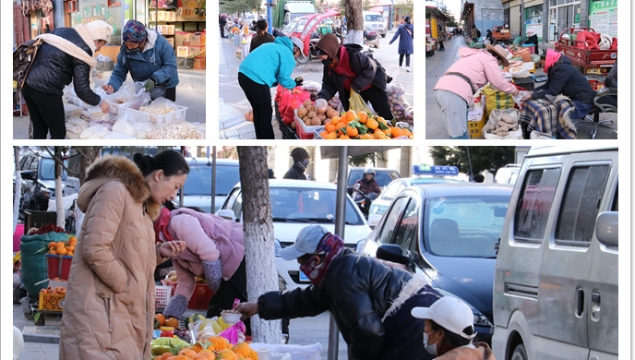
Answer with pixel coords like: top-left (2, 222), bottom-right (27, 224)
top-left (238, 72), bottom-right (275, 139)
top-left (399, 53), bottom-right (411, 67)
top-left (21, 83), bottom-right (66, 139)
top-left (359, 86), bottom-right (394, 120)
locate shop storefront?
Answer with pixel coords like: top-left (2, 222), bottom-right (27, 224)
top-left (588, 0), bottom-right (617, 37)
top-left (547, 0), bottom-right (581, 42)
top-left (524, 5), bottom-right (543, 41)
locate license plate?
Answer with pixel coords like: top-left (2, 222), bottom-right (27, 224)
top-left (299, 271), bottom-right (310, 282)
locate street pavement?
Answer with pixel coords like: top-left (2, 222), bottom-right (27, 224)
top-left (13, 302), bottom-right (349, 360)
top-left (218, 30), bottom-right (415, 139)
top-left (13, 68), bottom-right (206, 139)
top-left (425, 36), bottom-right (617, 140)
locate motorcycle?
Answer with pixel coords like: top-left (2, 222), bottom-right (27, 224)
top-left (352, 187), bottom-right (379, 218)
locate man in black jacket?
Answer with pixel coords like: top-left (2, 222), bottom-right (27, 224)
top-left (532, 49), bottom-right (596, 120)
top-left (283, 147), bottom-right (310, 180)
top-left (235, 225), bottom-right (440, 360)
top-left (313, 33), bottom-right (393, 120)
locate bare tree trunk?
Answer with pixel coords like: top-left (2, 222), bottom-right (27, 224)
top-left (77, 147), bottom-right (101, 186)
top-left (345, 0), bottom-right (364, 45)
top-left (14, 147), bottom-right (22, 232)
top-left (54, 147), bottom-right (65, 227)
top-left (236, 146), bottom-right (281, 343)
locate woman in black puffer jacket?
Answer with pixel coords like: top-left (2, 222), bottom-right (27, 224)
top-left (22, 20), bottom-right (113, 139)
top-left (235, 226), bottom-right (441, 360)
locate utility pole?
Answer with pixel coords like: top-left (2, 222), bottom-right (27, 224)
top-left (267, 0), bottom-right (275, 33)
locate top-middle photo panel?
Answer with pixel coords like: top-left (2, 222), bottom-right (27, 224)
top-left (219, 2), bottom-right (415, 140)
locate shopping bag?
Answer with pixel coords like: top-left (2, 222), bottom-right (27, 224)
top-left (348, 89), bottom-right (372, 113)
top-left (483, 84), bottom-right (515, 119)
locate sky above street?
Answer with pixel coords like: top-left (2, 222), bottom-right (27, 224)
top-left (427, 0), bottom-right (462, 20)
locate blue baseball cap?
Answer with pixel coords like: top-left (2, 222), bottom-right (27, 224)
top-left (279, 225), bottom-right (329, 260)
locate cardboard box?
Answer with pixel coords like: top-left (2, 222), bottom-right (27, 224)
top-left (189, 34), bottom-right (206, 47)
top-left (193, 57), bottom-right (206, 70)
top-left (166, 37), bottom-right (174, 47)
top-left (188, 46), bottom-right (202, 57)
top-left (176, 46), bottom-right (189, 57)
top-left (175, 32), bottom-right (190, 47)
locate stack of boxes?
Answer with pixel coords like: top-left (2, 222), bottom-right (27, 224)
top-left (175, 32), bottom-right (206, 70)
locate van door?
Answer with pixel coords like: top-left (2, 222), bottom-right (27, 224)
top-left (586, 166), bottom-right (618, 359)
top-left (535, 154), bottom-right (614, 359)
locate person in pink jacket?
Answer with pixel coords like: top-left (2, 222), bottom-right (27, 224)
top-left (434, 44), bottom-right (522, 139)
top-left (156, 206), bottom-right (245, 320)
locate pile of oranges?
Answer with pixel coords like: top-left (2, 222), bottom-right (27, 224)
top-left (318, 110), bottom-right (413, 140)
top-left (48, 236), bottom-right (76, 256)
top-left (153, 336), bottom-right (258, 360)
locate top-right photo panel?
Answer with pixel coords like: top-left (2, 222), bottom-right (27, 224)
top-left (425, 0), bottom-right (617, 140)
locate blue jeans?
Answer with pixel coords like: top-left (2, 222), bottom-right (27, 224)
top-left (570, 100), bottom-right (593, 120)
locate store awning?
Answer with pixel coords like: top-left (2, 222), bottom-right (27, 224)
top-left (462, 2), bottom-right (474, 21)
top-left (426, 6), bottom-right (447, 20)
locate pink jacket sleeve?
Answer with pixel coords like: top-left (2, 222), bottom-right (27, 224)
top-left (173, 260), bottom-right (196, 299)
top-left (483, 57), bottom-right (517, 95)
top-left (170, 214), bottom-right (221, 262)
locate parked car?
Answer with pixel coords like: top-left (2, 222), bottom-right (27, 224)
top-left (493, 145), bottom-right (618, 360)
top-left (367, 176), bottom-right (465, 227)
top-left (18, 151), bottom-right (77, 199)
top-left (173, 158), bottom-right (240, 213)
top-left (217, 179), bottom-right (372, 290)
top-left (357, 183), bottom-right (513, 344)
top-left (363, 11), bottom-right (387, 38)
top-left (338, 166), bottom-right (401, 196)
top-left (494, 164), bottom-right (521, 184)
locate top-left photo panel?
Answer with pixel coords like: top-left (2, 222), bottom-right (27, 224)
top-left (12, 0), bottom-right (207, 140)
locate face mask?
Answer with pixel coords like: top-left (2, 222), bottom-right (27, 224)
top-left (321, 58), bottom-right (333, 66)
top-left (301, 159), bottom-right (310, 167)
top-left (423, 331), bottom-right (438, 356)
top-left (126, 47), bottom-right (141, 55)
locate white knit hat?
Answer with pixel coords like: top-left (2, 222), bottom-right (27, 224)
top-left (84, 20), bottom-right (114, 43)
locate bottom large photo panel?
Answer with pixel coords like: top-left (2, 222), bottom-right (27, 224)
top-left (11, 145), bottom-right (618, 360)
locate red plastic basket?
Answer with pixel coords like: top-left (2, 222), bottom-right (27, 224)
top-left (162, 280), bottom-right (214, 310)
top-left (47, 254), bottom-right (73, 280)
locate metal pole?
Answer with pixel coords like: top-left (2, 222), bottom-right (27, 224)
top-left (327, 146), bottom-right (349, 360)
top-left (211, 147), bottom-right (217, 213)
top-left (267, 0), bottom-right (274, 33)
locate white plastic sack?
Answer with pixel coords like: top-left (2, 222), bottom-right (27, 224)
top-left (79, 124), bottom-right (111, 139)
top-left (249, 343), bottom-right (323, 360)
top-left (482, 108), bottom-right (523, 139)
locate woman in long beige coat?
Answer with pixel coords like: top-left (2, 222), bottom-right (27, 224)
top-left (59, 150), bottom-right (189, 360)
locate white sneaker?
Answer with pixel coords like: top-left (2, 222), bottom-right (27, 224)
top-left (405, 66), bottom-right (411, 72)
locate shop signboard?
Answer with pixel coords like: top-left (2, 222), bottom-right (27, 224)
top-left (589, 0), bottom-right (617, 37)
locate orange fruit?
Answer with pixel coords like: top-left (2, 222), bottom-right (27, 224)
top-left (215, 349), bottom-right (238, 360)
top-left (319, 130), bottom-right (329, 138)
top-left (366, 118), bottom-right (378, 130)
top-left (330, 115), bottom-right (340, 124)
top-left (165, 317), bottom-right (179, 328)
top-left (339, 134), bottom-right (351, 139)
top-left (155, 313), bottom-right (166, 326)
top-left (376, 116), bottom-right (387, 124)
top-left (373, 131), bottom-right (389, 139)
top-left (325, 123), bottom-right (336, 133)
top-left (401, 128), bottom-right (412, 137)
top-left (48, 241), bottom-right (57, 248)
top-left (346, 126), bottom-right (359, 137)
top-left (179, 349), bottom-right (198, 358)
top-left (325, 132), bottom-right (338, 139)
top-left (359, 133), bottom-right (373, 139)
top-left (391, 127), bottom-right (405, 138)
top-left (344, 110), bottom-right (357, 122)
top-left (357, 111), bottom-right (368, 123)
top-left (57, 247), bottom-right (68, 256)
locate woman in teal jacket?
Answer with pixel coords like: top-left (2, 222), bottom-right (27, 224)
top-left (238, 35), bottom-right (304, 139)
top-left (103, 20), bottom-right (179, 101)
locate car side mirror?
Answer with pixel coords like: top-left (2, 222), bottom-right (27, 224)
top-left (595, 211), bottom-right (618, 247)
top-left (376, 244), bottom-right (409, 265)
top-left (21, 170), bottom-right (36, 181)
top-left (216, 209), bottom-right (236, 222)
top-left (368, 214), bottom-right (381, 228)
top-left (274, 238), bottom-right (282, 257)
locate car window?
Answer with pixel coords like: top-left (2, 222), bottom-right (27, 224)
top-left (182, 164), bottom-right (240, 196)
top-left (365, 14), bottom-right (383, 22)
top-left (377, 196), bottom-right (410, 247)
top-left (514, 168), bottom-right (561, 243)
top-left (40, 158), bottom-right (67, 180)
top-left (223, 187), bottom-right (242, 218)
top-left (425, 195), bottom-right (510, 257)
top-left (394, 198), bottom-right (419, 253)
top-left (303, 18), bottom-right (319, 35)
top-left (555, 164), bottom-right (610, 245)
top-left (348, 170), bottom-right (399, 188)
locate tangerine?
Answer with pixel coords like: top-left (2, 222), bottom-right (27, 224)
top-left (155, 313), bottom-right (166, 327)
top-left (357, 111), bottom-right (368, 123)
top-left (390, 127), bottom-right (405, 138)
top-left (346, 126), bottom-right (359, 137)
top-left (165, 317), bottom-right (180, 328)
top-left (325, 132), bottom-right (338, 139)
top-left (344, 110), bottom-right (357, 122)
top-left (359, 133), bottom-right (373, 139)
top-left (325, 123), bottom-right (336, 133)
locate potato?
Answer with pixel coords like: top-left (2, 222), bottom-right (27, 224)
top-left (311, 118), bottom-right (322, 126)
top-left (297, 106), bottom-right (308, 118)
top-left (303, 99), bottom-right (313, 108)
top-left (307, 111), bottom-right (316, 119)
top-left (291, 121), bottom-right (297, 129)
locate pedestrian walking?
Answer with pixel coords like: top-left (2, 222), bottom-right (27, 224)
top-left (21, 20), bottom-right (113, 139)
top-left (437, 29), bottom-right (446, 51)
top-left (283, 147), bottom-right (310, 180)
top-left (433, 44), bottom-right (522, 138)
top-left (250, 18), bottom-right (275, 52)
top-left (314, 33), bottom-right (394, 120)
top-left (234, 225), bottom-right (441, 360)
top-left (219, 13), bottom-right (228, 38)
top-left (388, 15), bottom-right (414, 71)
top-left (238, 35), bottom-right (304, 139)
top-left (412, 296), bottom-right (495, 359)
top-left (59, 150), bottom-right (190, 360)
top-left (102, 20), bottom-right (179, 102)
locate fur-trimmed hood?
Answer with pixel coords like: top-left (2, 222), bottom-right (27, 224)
top-left (78, 155), bottom-right (161, 220)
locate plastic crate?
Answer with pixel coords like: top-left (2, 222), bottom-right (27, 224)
top-left (177, 57), bottom-right (194, 69)
top-left (122, 104), bottom-right (188, 125)
top-left (468, 117), bottom-right (486, 139)
top-left (38, 291), bottom-right (65, 312)
top-left (294, 109), bottom-right (323, 139)
top-left (24, 210), bottom-right (57, 230)
top-left (155, 285), bottom-right (172, 312)
top-left (46, 254), bottom-right (73, 280)
top-left (162, 280), bottom-right (214, 310)
top-left (276, 115), bottom-right (298, 139)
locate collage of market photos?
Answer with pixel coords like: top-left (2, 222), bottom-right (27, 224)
top-left (2, 0), bottom-right (632, 359)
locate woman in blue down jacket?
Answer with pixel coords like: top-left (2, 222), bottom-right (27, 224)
top-left (103, 20), bottom-right (179, 101)
top-left (389, 15), bottom-right (414, 72)
top-left (22, 20), bottom-right (113, 139)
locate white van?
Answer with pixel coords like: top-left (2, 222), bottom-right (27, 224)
top-left (363, 11), bottom-right (387, 38)
top-left (492, 145), bottom-right (619, 360)
top-left (494, 164), bottom-right (520, 184)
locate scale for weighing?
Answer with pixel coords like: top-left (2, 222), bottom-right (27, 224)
top-left (533, 74), bottom-right (548, 83)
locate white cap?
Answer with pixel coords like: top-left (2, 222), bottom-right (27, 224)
top-left (411, 296), bottom-right (476, 340)
top-left (84, 20), bottom-right (114, 43)
top-left (278, 225), bottom-right (328, 260)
